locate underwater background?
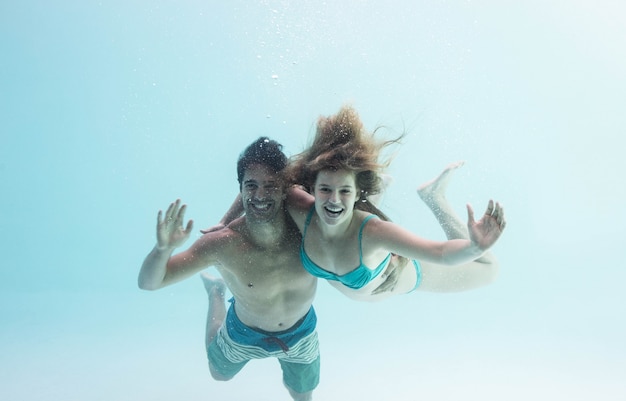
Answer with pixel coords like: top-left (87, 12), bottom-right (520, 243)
top-left (1, 1), bottom-right (625, 400)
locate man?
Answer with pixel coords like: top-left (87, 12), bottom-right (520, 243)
top-left (138, 137), bottom-right (319, 401)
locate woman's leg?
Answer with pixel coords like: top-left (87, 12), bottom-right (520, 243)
top-left (416, 162), bottom-right (499, 292)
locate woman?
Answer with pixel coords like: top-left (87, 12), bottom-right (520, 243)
top-left (284, 105), bottom-right (506, 302)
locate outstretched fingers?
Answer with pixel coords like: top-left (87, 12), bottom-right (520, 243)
top-left (155, 199), bottom-right (193, 249)
top-left (184, 218), bottom-right (194, 235)
top-left (176, 202), bottom-right (187, 224)
top-left (165, 199), bottom-right (180, 223)
top-left (466, 203), bottom-right (475, 224)
top-left (484, 199), bottom-right (495, 216)
top-left (157, 199), bottom-right (186, 227)
top-left (495, 202), bottom-right (506, 230)
top-left (484, 200), bottom-right (506, 231)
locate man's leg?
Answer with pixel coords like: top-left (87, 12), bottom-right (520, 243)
top-left (201, 272), bottom-right (231, 380)
top-left (286, 386), bottom-right (313, 401)
top-left (202, 272), bottom-right (226, 348)
top-left (280, 353), bottom-right (320, 401)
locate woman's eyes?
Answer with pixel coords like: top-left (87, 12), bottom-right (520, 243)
top-left (319, 187), bottom-right (352, 194)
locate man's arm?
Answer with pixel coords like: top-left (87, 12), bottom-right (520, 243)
top-left (138, 199), bottom-right (198, 290)
top-left (139, 246), bottom-right (176, 290)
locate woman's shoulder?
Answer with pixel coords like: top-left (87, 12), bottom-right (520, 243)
top-left (353, 210), bottom-right (384, 230)
top-left (356, 210), bottom-right (403, 239)
top-left (286, 186), bottom-right (314, 208)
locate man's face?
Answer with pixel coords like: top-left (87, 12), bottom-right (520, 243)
top-left (241, 163), bottom-right (285, 224)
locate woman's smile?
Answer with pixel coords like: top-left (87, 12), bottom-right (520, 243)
top-left (314, 169), bottom-right (358, 227)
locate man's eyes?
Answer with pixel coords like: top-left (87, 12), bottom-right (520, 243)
top-left (244, 184), bottom-right (279, 191)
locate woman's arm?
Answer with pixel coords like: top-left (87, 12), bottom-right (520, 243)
top-left (369, 200), bottom-right (505, 265)
top-left (200, 194), bottom-right (244, 234)
top-left (284, 185), bottom-right (315, 230)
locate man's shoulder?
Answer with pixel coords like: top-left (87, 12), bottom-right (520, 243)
top-left (202, 224), bottom-right (241, 241)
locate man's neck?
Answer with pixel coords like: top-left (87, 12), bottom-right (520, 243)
top-left (245, 214), bottom-right (287, 249)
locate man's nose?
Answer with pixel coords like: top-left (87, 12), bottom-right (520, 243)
top-left (256, 186), bottom-right (271, 198)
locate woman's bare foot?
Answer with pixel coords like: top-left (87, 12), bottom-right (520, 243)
top-left (417, 161), bottom-right (465, 205)
top-left (201, 272), bottom-right (226, 297)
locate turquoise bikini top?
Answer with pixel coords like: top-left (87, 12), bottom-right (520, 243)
top-left (299, 208), bottom-right (391, 289)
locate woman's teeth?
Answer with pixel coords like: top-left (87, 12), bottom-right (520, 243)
top-left (324, 206), bottom-right (342, 216)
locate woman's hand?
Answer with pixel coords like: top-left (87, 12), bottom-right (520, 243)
top-left (156, 199), bottom-right (194, 250)
top-left (200, 224), bottom-right (226, 234)
top-left (467, 200), bottom-right (506, 251)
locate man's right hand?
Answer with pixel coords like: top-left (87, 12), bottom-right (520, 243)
top-left (371, 255), bottom-right (406, 295)
top-left (157, 199), bottom-right (194, 250)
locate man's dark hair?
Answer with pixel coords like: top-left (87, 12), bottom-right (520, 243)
top-left (237, 137), bottom-right (288, 187)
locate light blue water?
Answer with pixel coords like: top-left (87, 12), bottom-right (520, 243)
top-left (2, 1), bottom-right (625, 400)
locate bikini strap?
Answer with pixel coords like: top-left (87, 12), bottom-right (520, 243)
top-left (302, 207), bottom-right (316, 238)
top-left (358, 214), bottom-right (378, 264)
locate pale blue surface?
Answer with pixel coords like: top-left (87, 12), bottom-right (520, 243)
top-left (1, 1), bottom-right (625, 400)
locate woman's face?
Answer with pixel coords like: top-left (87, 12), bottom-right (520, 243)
top-left (313, 168), bottom-right (358, 227)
